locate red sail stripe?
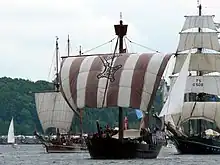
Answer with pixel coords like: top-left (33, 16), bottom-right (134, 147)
top-left (85, 56), bottom-right (104, 107)
top-left (69, 57), bottom-right (84, 107)
top-left (130, 53), bottom-right (154, 108)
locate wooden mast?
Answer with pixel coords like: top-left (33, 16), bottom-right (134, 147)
top-left (197, 1), bottom-right (202, 136)
top-left (67, 35), bottom-right (70, 57)
top-left (55, 36), bottom-right (59, 92)
top-left (55, 37), bottom-right (60, 138)
top-left (114, 13), bottom-right (128, 141)
top-left (79, 46), bottom-right (82, 56)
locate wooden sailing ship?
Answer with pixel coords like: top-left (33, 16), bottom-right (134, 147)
top-left (34, 37), bottom-right (87, 153)
top-left (59, 16), bottom-right (169, 159)
top-left (159, 1), bottom-right (220, 154)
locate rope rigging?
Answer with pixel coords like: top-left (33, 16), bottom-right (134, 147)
top-left (80, 36), bottom-right (161, 55)
top-left (125, 37), bottom-right (161, 53)
top-left (81, 37), bottom-right (117, 55)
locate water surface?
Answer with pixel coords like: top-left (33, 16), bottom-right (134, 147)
top-left (0, 144), bottom-right (218, 165)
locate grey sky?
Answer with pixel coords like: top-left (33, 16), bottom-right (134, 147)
top-left (1, 0), bottom-right (220, 82)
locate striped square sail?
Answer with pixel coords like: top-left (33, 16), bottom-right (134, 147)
top-left (60, 53), bottom-right (171, 112)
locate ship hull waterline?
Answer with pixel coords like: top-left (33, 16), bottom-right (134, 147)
top-left (170, 136), bottom-right (220, 154)
top-left (34, 132), bottom-right (87, 153)
top-left (43, 144), bottom-right (88, 153)
top-left (86, 136), bottom-right (163, 159)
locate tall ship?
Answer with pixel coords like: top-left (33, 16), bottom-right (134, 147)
top-left (34, 37), bottom-right (87, 153)
top-left (59, 16), bottom-right (168, 159)
top-left (159, 2), bottom-right (220, 154)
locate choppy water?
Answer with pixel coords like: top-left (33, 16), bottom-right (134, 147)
top-left (0, 144), bottom-right (219, 165)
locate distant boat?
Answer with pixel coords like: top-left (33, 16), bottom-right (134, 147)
top-left (34, 36), bottom-right (87, 153)
top-left (7, 117), bottom-right (17, 148)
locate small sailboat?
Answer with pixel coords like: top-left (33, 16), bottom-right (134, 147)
top-left (7, 117), bottom-right (17, 148)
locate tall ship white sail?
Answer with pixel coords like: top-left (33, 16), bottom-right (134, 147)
top-left (159, 2), bottom-right (220, 154)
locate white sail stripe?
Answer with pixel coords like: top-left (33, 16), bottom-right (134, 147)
top-left (118, 54), bottom-right (141, 107)
top-left (76, 56), bottom-right (96, 108)
top-left (35, 92), bottom-right (74, 133)
top-left (140, 53), bottom-right (165, 111)
top-left (97, 77), bottom-right (108, 108)
top-left (173, 54), bottom-right (220, 73)
top-left (101, 57), bottom-right (118, 107)
top-left (60, 58), bottom-right (77, 111)
top-left (182, 15), bottom-right (216, 31)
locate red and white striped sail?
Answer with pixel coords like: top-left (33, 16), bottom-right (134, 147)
top-left (60, 53), bottom-right (171, 112)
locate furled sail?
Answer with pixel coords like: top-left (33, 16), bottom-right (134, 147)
top-left (182, 15), bottom-right (216, 31)
top-left (173, 54), bottom-right (220, 74)
top-left (177, 32), bottom-right (220, 52)
top-left (179, 102), bottom-right (220, 129)
top-left (60, 53), bottom-right (171, 112)
top-left (35, 91), bottom-right (74, 133)
top-left (170, 75), bottom-right (220, 96)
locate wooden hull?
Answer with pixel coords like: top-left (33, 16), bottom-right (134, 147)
top-left (34, 132), bottom-right (87, 153)
top-left (86, 136), bottom-right (163, 159)
top-left (44, 144), bottom-right (88, 153)
top-left (170, 135), bottom-right (220, 154)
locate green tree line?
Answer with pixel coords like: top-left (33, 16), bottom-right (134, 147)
top-left (0, 77), bottom-right (163, 135)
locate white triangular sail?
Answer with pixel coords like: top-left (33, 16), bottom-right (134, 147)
top-left (7, 118), bottom-right (15, 144)
top-left (35, 91), bottom-right (74, 133)
top-left (159, 50), bottom-right (192, 117)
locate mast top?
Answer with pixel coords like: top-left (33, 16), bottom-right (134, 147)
top-left (114, 12), bottom-right (128, 53)
top-left (114, 12), bottom-right (128, 38)
top-left (67, 35), bottom-right (70, 57)
top-left (197, 0), bottom-right (202, 16)
top-left (120, 12), bottom-right (123, 24)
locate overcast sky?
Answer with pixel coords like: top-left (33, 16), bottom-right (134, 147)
top-left (1, 0), bottom-right (220, 82)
